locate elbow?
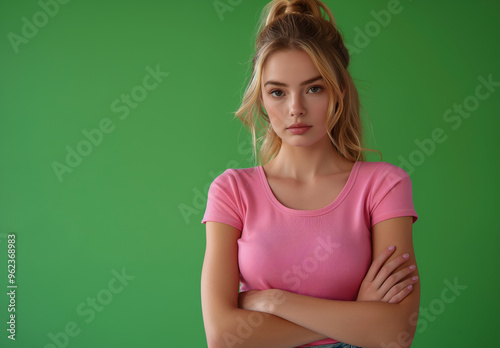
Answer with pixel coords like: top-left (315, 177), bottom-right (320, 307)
top-left (376, 305), bottom-right (418, 348)
top-left (205, 328), bottom-right (220, 348)
top-left (206, 328), bottom-right (227, 348)
top-left (205, 323), bottom-right (228, 348)
top-left (378, 325), bottom-right (415, 348)
top-left (204, 309), bottom-right (240, 348)
top-left (206, 336), bottom-right (224, 348)
top-left (206, 327), bottom-right (239, 348)
top-left (206, 326), bottom-right (235, 348)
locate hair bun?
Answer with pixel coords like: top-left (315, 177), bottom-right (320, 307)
top-left (260, 0), bottom-right (336, 32)
top-left (285, 0), bottom-right (322, 17)
top-left (262, 0), bottom-right (335, 26)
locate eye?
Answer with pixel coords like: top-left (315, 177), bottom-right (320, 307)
top-left (270, 90), bottom-right (284, 98)
top-left (309, 85), bottom-right (323, 93)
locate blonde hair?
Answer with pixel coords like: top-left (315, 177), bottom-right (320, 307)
top-left (234, 0), bottom-right (382, 167)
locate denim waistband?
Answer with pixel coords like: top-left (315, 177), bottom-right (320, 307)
top-left (299, 343), bottom-right (361, 348)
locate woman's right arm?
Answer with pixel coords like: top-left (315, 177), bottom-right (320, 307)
top-left (201, 221), bottom-right (329, 348)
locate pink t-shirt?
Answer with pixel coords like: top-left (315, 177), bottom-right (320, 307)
top-left (201, 160), bottom-right (418, 346)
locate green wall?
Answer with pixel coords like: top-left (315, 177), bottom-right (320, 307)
top-left (0, 0), bottom-right (499, 346)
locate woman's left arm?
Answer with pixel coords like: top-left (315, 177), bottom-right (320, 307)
top-left (243, 216), bottom-right (420, 348)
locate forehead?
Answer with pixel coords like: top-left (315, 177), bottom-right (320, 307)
top-left (261, 49), bottom-right (320, 84)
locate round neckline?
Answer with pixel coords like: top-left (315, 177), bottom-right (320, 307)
top-left (258, 161), bottom-right (360, 216)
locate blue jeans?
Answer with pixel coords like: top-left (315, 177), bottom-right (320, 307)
top-left (299, 343), bottom-right (361, 348)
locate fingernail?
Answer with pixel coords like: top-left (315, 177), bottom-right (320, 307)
top-left (412, 276), bottom-right (419, 281)
top-left (407, 285), bottom-right (413, 290)
top-left (403, 253), bottom-right (409, 258)
top-left (388, 245), bottom-right (395, 251)
top-left (409, 265), bottom-right (416, 270)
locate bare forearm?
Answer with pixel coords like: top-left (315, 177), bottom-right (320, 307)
top-left (270, 290), bottom-right (418, 348)
top-left (209, 307), bottom-right (330, 348)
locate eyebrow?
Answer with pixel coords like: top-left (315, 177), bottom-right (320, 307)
top-left (263, 75), bottom-right (324, 88)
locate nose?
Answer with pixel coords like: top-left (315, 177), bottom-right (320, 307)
top-left (289, 94), bottom-right (305, 117)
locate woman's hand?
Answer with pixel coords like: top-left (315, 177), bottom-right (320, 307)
top-left (356, 245), bottom-right (419, 304)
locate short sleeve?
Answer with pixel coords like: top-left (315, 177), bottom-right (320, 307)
top-left (370, 163), bottom-right (418, 228)
top-left (201, 169), bottom-right (243, 231)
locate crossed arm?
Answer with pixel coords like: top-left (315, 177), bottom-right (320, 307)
top-left (201, 216), bottom-right (420, 348)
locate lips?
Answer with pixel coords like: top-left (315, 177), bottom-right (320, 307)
top-left (287, 123), bottom-right (311, 129)
top-left (287, 126), bottom-right (311, 134)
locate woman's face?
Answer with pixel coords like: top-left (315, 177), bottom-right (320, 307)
top-left (260, 48), bottom-right (336, 148)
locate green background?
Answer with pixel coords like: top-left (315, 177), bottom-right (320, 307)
top-left (0, 0), bottom-right (499, 346)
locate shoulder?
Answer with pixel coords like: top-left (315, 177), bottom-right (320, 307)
top-left (209, 166), bottom-right (261, 190)
top-left (364, 161), bottom-right (418, 225)
top-left (358, 161), bottom-right (411, 184)
top-left (357, 161), bottom-right (415, 201)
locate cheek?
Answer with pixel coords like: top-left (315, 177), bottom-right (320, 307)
top-left (310, 97), bottom-right (330, 117)
top-left (262, 98), bottom-right (281, 119)
top-left (265, 105), bottom-right (285, 128)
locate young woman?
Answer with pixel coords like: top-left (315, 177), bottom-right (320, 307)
top-left (201, 1), bottom-right (420, 347)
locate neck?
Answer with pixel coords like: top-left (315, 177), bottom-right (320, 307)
top-left (265, 136), bottom-right (354, 182)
